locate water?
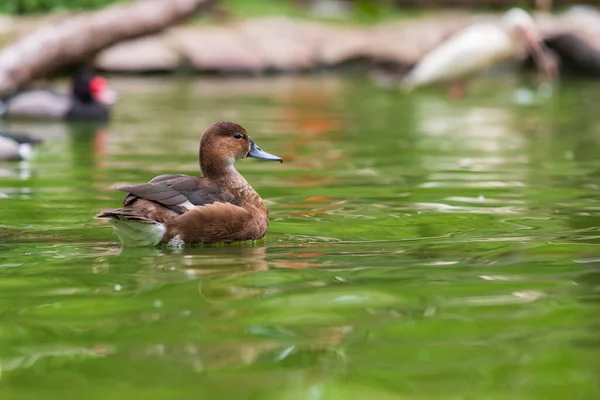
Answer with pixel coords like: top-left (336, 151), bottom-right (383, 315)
top-left (1, 74), bottom-right (599, 399)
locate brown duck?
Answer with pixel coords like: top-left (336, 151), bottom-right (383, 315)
top-left (96, 121), bottom-right (282, 246)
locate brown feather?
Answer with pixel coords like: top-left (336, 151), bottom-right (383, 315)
top-left (114, 175), bottom-right (236, 212)
top-left (95, 208), bottom-right (156, 224)
top-left (96, 199), bottom-right (179, 224)
top-left (163, 202), bottom-right (268, 244)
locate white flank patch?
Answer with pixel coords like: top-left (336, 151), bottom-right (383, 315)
top-left (110, 216), bottom-right (166, 247)
top-left (178, 200), bottom-right (195, 210)
top-left (167, 234), bottom-right (184, 248)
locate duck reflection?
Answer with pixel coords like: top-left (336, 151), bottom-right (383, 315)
top-left (277, 78), bottom-right (344, 166)
top-left (67, 122), bottom-right (110, 170)
top-left (0, 122), bottom-right (110, 219)
top-left (0, 344), bottom-right (113, 378)
top-left (85, 243), bottom-right (355, 373)
top-left (0, 120), bottom-right (110, 170)
top-left (128, 324), bottom-right (352, 374)
top-left (95, 245), bottom-right (269, 277)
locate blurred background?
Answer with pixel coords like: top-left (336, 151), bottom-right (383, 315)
top-left (1, 1), bottom-right (600, 400)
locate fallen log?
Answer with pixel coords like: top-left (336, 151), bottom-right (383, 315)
top-left (0, 0), bottom-right (215, 97)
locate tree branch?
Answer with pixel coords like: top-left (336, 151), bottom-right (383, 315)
top-left (0, 0), bottom-right (215, 96)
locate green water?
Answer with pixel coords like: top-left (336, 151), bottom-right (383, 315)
top-left (1, 74), bottom-right (599, 399)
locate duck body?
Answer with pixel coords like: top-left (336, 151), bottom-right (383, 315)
top-left (96, 121), bottom-right (282, 247)
top-left (103, 174), bottom-right (269, 246)
top-left (2, 89), bottom-right (109, 121)
top-left (1, 68), bottom-right (116, 121)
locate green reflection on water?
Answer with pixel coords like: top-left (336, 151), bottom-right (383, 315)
top-left (0, 74), bottom-right (599, 399)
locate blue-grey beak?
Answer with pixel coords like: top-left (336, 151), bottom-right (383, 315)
top-left (248, 139), bottom-right (283, 163)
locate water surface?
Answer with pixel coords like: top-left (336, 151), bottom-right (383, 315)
top-left (1, 74), bottom-right (599, 399)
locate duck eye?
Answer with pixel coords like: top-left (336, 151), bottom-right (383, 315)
top-left (233, 132), bottom-right (244, 140)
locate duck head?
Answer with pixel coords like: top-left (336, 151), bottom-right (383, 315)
top-left (72, 68), bottom-right (118, 105)
top-left (199, 121), bottom-right (282, 178)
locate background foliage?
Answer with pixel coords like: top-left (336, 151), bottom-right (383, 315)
top-left (0, 0), bottom-right (120, 14)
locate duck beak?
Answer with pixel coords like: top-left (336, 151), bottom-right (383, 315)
top-left (89, 76), bottom-right (119, 105)
top-left (248, 140), bottom-right (283, 163)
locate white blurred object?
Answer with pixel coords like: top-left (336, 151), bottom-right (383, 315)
top-left (0, 135), bottom-right (34, 161)
top-left (402, 8), bottom-right (552, 91)
top-left (512, 82), bottom-right (553, 106)
top-left (513, 87), bottom-right (536, 105)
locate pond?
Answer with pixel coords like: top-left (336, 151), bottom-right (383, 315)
top-left (1, 73), bottom-right (599, 399)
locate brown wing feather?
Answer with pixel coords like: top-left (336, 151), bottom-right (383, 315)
top-left (96, 199), bottom-right (180, 224)
top-left (165, 202), bottom-right (266, 244)
top-left (114, 175), bottom-right (235, 213)
top-left (95, 208), bottom-right (156, 223)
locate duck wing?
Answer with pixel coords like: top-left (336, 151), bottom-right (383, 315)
top-left (113, 174), bottom-right (235, 214)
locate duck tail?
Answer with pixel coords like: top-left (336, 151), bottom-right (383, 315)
top-left (96, 208), bottom-right (157, 223)
top-left (96, 208), bottom-right (166, 247)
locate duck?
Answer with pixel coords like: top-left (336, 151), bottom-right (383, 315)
top-left (0, 68), bottom-right (117, 121)
top-left (401, 8), bottom-right (558, 98)
top-left (96, 121), bottom-right (283, 247)
top-left (0, 129), bottom-right (42, 161)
